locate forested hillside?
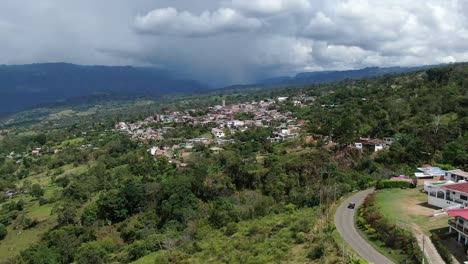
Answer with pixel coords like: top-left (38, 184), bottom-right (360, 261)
top-left (0, 63), bottom-right (466, 263)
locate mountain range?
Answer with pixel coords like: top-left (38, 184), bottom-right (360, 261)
top-left (0, 63), bottom-right (437, 113)
top-left (0, 63), bottom-right (208, 113)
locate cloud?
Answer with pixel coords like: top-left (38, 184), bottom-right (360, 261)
top-left (229, 0), bottom-right (311, 15)
top-left (134, 7), bottom-right (262, 37)
top-left (1, 0), bottom-right (468, 86)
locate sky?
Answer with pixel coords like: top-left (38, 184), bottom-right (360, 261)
top-left (1, 0), bottom-right (468, 86)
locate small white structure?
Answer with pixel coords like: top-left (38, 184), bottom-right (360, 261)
top-left (211, 128), bottom-right (225, 138)
top-left (277, 97), bottom-right (288, 102)
top-left (227, 120), bottom-right (245, 128)
top-left (354, 138), bottom-right (387, 152)
top-left (116, 122), bottom-right (128, 130)
top-left (149, 147), bottom-right (159, 156)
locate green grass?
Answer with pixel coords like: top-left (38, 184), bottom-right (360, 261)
top-left (53, 137), bottom-right (85, 148)
top-left (375, 188), bottom-right (448, 234)
top-left (0, 200), bottom-right (57, 260)
top-left (0, 163), bottom-right (89, 260)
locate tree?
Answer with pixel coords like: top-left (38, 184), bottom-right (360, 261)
top-left (81, 204), bottom-right (98, 226)
top-left (75, 241), bottom-right (108, 264)
top-left (30, 184), bottom-right (44, 198)
top-left (53, 203), bottom-right (78, 226)
top-left (18, 244), bottom-right (60, 264)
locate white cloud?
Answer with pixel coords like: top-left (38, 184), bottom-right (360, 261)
top-left (229, 0), bottom-right (311, 15)
top-left (253, 36), bottom-right (312, 66)
top-left (134, 7), bottom-right (262, 37)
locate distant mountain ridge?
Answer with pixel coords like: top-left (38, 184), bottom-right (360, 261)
top-left (0, 63), bottom-right (208, 112)
top-left (0, 63), bottom-right (440, 113)
top-left (258, 65), bottom-right (437, 86)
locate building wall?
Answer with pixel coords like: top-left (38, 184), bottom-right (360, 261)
top-left (428, 190), bottom-right (468, 208)
top-left (428, 195), bottom-right (460, 208)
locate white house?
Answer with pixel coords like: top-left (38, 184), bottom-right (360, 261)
top-left (427, 182), bottom-right (468, 209)
top-left (211, 128), bottom-right (225, 138)
top-left (447, 209), bottom-right (468, 245)
top-left (354, 138), bottom-right (387, 152)
top-left (445, 170), bottom-right (468, 182)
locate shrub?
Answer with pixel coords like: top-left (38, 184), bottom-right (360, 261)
top-left (0, 223), bottom-right (7, 240)
top-left (39, 197), bottom-right (50, 205)
top-left (22, 217), bottom-right (39, 229)
top-left (31, 184), bottom-right (45, 198)
top-left (75, 241), bottom-right (108, 264)
top-left (307, 244), bottom-right (324, 260)
top-left (224, 222), bottom-right (238, 236)
top-left (127, 240), bottom-right (150, 261)
top-left (375, 180), bottom-right (413, 189)
top-left (295, 232), bottom-right (307, 244)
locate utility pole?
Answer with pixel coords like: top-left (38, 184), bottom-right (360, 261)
top-left (342, 240), bottom-right (345, 263)
top-left (319, 172), bottom-right (323, 232)
top-left (422, 235), bottom-right (425, 264)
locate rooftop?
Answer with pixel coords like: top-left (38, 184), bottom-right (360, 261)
top-left (416, 166), bottom-right (445, 176)
top-left (448, 169), bottom-right (468, 178)
top-left (442, 182), bottom-right (468, 194)
top-left (447, 209), bottom-right (468, 220)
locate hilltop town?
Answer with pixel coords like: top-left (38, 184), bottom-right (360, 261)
top-left (114, 97), bottom-right (307, 162)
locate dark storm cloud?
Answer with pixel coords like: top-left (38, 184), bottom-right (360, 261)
top-left (1, 0), bottom-right (468, 86)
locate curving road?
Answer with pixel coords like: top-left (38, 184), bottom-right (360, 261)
top-left (335, 189), bottom-right (394, 264)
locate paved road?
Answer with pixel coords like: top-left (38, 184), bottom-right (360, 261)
top-left (335, 189), bottom-right (394, 264)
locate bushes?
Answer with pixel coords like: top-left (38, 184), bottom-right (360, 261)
top-left (307, 244), bottom-right (324, 260)
top-left (376, 180), bottom-right (413, 189)
top-left (358, 193), bottom-right (422, 263)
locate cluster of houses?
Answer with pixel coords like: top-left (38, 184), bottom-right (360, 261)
top-left (412, 165), bottom-right (468, 245)
top-left (116, 97), bottom-right (304, 143)
top-left (115, 98), bottom-right (308, 164)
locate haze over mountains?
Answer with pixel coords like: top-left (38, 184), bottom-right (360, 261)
top-left (0, 63), bottom-right (436, 113)
top-left (0, 63), bottom-right (208, 113)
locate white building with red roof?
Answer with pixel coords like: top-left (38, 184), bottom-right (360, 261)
top-left (428, 182), bottom-right (468, 209)
top-left (448, 209), bottom-right (468, 244)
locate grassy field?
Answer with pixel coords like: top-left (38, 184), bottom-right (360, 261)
top-left (375, 188), bottom-right (448, 234)
top-left (54, 137), bottom-right (85, 148)
top-left (0, 163), bottom-right (90, 261)
top-left (0, 201), bottom-right (57, 259)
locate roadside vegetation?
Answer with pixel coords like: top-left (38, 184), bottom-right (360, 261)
top-left (357, 193), bottom-right (423, 263)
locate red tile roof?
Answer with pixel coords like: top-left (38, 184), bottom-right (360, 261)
top-left (442, 182), bottom-right (468, 194)
top-left (447, 209), bottom-right (468, 220)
